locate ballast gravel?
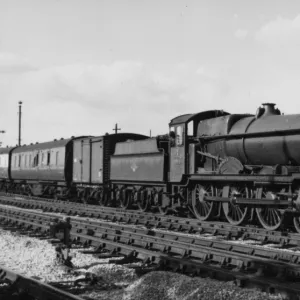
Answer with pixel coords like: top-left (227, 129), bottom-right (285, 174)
top-left (0, 229), bottom-right (137, 284)
top-left (0, 228), bottom-right (287, 300)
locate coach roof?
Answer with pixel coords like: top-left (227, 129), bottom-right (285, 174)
top-left (0, 146), bottom-right (16, 155)
top-left (12, 138), bottom-right (73, 153)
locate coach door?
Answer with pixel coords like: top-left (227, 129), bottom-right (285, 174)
top-left (170, 124), bottom-right (186, 182)
top-left (90, 137), bottom-right (103, 184)
top-left (73, 138), bottom-right (91, 183)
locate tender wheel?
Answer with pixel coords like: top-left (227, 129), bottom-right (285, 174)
top-left (255, 188), bottom-right (284, 231)
top-left (192, 184), bottom-right (217, 221)
top-left (153, 192), bottom-right (168, 214)
top-left (97, 190), bottom-right (108, 206)
top-left (77, 190), bottom-right (85, 203)
top-left (120, 189), bottom-right (132, 209)
top-left (137, 190), bottom-right (150, 212)
top-left (222, 186), bottom-right (250, 225)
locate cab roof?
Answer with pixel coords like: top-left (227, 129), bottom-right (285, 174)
top-left (169, 110), bottom-right (230, 126)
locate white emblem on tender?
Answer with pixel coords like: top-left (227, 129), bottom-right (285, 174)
top-left (130, 159), bottom-right (138, 172)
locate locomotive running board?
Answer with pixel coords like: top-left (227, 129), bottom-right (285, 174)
top-left (204, 196), bottom-right (293, 208)
top-left (189, 174), bottom-right (300, 183)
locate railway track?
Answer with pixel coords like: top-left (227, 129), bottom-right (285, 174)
top-left (0, 265), bottom-right (83, 300)
top-left (0, 193), bottom-right (299, 248)
top-left (0, 204), bottom-right (300, 299)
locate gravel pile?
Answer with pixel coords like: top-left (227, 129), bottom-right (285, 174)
top-left (0, 229), bottom-right (137, 285)
top-left (81, 271), bottom-right (285, 300)
top-left (121, 272), bottom-right (285, 300)
top-left (0, 218), bottom-right (288, 300)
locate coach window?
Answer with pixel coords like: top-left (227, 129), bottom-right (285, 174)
top-left (47, 151), bottom-right (51, 166)
top-left (176, 125), bottom-right (184, 146)
top-left (25, 155), bottom-right (27, 167)
top-left (34, 153), bottom-right (39, 167)
top-left (29, 155), bottom-right (31, 167)
top-left (56, 151), bottom-right (59, 165)
top-left (18, 155), bottom-right (21, 167)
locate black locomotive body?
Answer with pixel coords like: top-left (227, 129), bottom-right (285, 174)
top-left (110, 103), bottom-right (300, 231)
top-left (1, 103), bottom-right (300, 232)
top-left (110, 136), bottom-right (169, 211)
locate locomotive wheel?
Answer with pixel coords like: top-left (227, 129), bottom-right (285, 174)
top-left (154, 192), bottom-right (169, 215)
top-left (192, 184), bottom-right (217, 221)
top-left (97, 190), bottom-right (108, 206)
top-left (255, 189), bottom-right (284, 231)
top-left (293, 216), bottom-right (300, 233)
top-left (222, 186), bottom-right (250, 226)
top-left (137, 190), bottom-right (150, 212)
top-left (120, 189), bottom-right (132, 209)
top-left (80, 190), bottom-right (89, 204)
top-left (292, 188), bottom-right (300, 233)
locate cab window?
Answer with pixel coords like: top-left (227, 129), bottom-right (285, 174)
top-left (176, 125), bottom-right (184, 146)
top-left (169, 126), bottom-right (175, 147)
top-left (187, 121), bottom-right (194, 136)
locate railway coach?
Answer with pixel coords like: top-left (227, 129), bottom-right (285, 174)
top-left (0, 133), bottom-right (147, 201)
top-left (9, 138), bottom-right (77, 197)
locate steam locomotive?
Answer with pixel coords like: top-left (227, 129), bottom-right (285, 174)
top-left (1, 103), bottom-right (300, 232)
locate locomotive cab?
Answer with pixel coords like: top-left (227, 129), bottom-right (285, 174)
top-left (169, 110), bottom-right (229, 182)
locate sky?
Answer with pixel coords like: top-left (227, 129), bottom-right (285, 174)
top-left (0, 0), bottom-right (300, 146)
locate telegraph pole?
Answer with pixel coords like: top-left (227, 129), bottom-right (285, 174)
top-left (18, 101), bottom-right (22, 146)
top-left (0, 130), bottom-right (5, 147)
top-left (113, 123), bottom-right (121, 134)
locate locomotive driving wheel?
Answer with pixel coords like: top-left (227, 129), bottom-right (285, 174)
top-left (222, 186), bottom-right (250, 226)
top-left (292, 188), bottom-right (300, 233)
top-left (293, 216), bottom-right (300, 233)
top-left (255, 188), bottom-right (284, 231)
top-left (192, 184), bottom-right (217, 221)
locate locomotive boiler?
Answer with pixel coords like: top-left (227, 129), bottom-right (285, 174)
top-left (199, 103), bottom-right (300, 169)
